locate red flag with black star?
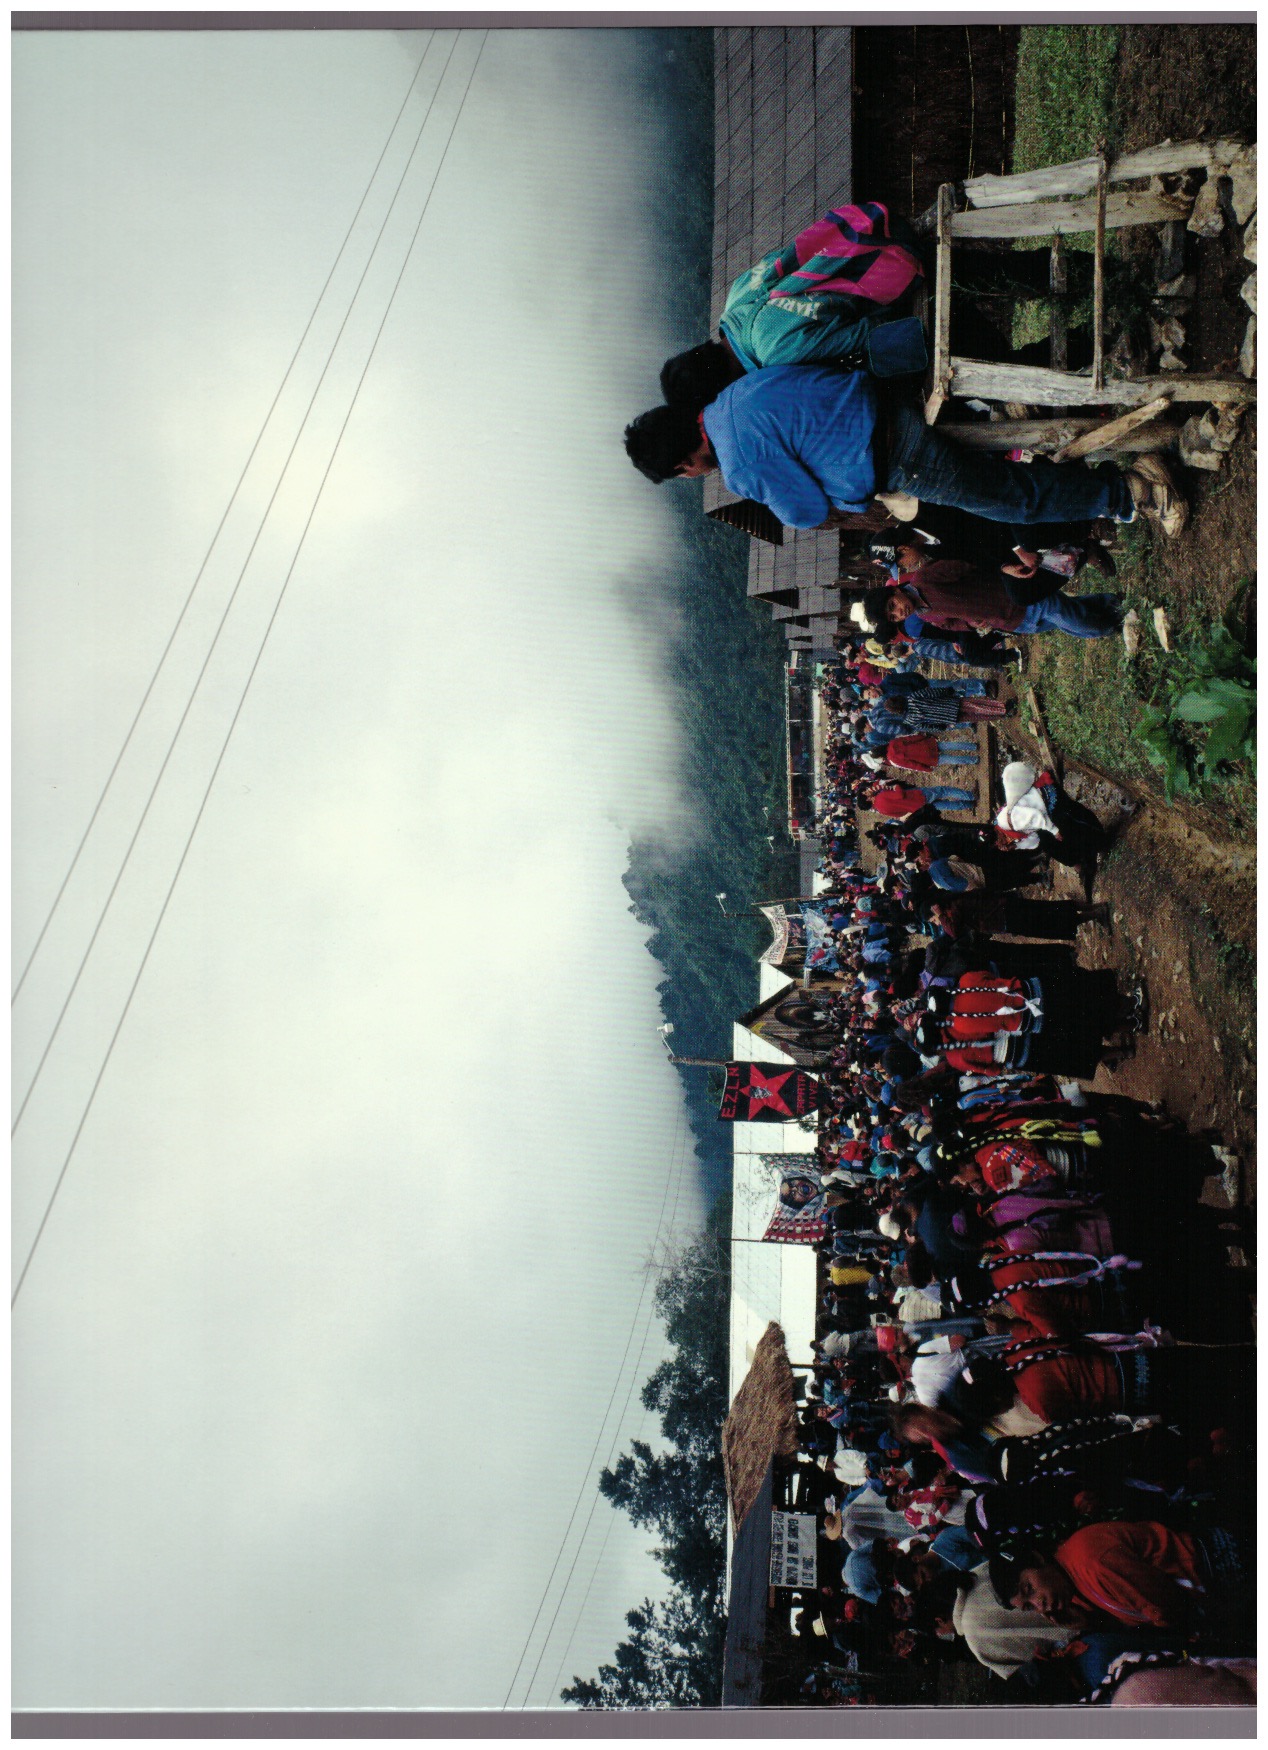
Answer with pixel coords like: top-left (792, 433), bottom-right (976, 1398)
top-left (717, 1062), bottom-right (821, 1123)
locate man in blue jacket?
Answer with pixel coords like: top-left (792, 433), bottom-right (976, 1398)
top-left (624, 364), bottom-right (1186, 537)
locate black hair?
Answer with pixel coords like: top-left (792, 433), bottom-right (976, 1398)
top-left (987, 1545), bottom-right (1040, 1610)
top-left (943, 1355), bottom-right (1016, 1425)
top-left (881, 1043), bottom-right (920, 1081)
top-left (623, 405), bottom-right (706, 484)
top-left (659, 340), bottom-right (741, 412)
top-left (861, 586), bottom-right (898, 634)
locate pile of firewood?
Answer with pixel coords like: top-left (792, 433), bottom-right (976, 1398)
top-left (1159, 142), bottom-right (1256, 471)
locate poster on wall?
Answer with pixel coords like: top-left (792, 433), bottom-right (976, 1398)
top-left (770, 1511), bottom-right (818, 1589)
top-left (760, 1157), bottom-right (829, 1244)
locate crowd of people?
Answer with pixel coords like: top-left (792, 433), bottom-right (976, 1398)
top-left (622, 196), bottom-right (1252, 1709)
top-left (762, 652), bottom-right (1255, 1707)
top-left (625, 199), bottom-right (1189, 553)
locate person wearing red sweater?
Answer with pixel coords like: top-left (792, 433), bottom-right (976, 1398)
top-left (865, 780), bottom-right (976, 816)
top-left (885, 732), bottom-right (979, 773)
top-left (993, 1520), bottom-right (1216, 1632)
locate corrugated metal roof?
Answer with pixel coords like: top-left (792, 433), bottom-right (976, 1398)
top-left (709, 26), bottom-right (855, 648)
top-left (719, 29), bottom-right (848, 1582)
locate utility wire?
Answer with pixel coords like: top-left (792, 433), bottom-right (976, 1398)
top-left (536, 992), bottom-right (758, 1703)
top-left (520, 1143), bottom-right (690, 1709)
top-left (499, 1107), bottom-right (688, 1711)
top-left (12, 33), bottom-right (460, 1139)
top-left (11, 35), bottom-right (437, 1009)
top-left (12, 31), bottom-right (489, 1308)
top-left (536, 1127), bottom-right (695, 1707)
top-left (524, 947), bottom-right (762, 1702)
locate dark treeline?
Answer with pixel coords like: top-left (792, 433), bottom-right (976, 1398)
top-left (561, 1196), bottom-right (732, 1708)
top-left (574, 30), bottom-right (795, 1709)
top-left (618, 29), bottom-right (801, 1202)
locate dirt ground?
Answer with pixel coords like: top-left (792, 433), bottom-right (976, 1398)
top-left (989, 731), bottom-right (1257, 1212)
top-left (1115, 23), bottom-right (1257, 611)
top-left (1020, 22), bottom-right (1258, 1210)
top-left (1114, 25), bottom-right (1256, 159)
top-left (938, 26), bottom-right (1257, 1709)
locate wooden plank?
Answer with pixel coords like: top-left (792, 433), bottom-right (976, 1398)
top-left (945, 359), bottom-right (1256, 408)
top-left (1049, 238), bottom-right (1068, 373)
top-left (1021, 682), bottom-right (1062, 779)
top-left (924, 184), bottom-right (954, 426)
top-left (1051, 395), bottom-right (1174, 462)
top-left (938, 415), bottom-right (1183, 454)
top-left (950, 186), bottom-right (1192, 240)
top-left (1092, 156), bottom-right (1108, 390)
top-left (960, 139), bottom-right (1236, 207)
top-left (913, 273), bottom-right (932, 416)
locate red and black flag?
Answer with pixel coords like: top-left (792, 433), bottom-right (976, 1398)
top-left (717, 1063), bottom-right (821, 1123)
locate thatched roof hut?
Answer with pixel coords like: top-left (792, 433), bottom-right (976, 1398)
top-left (721, 1322), bottom-right (801, 1707)
top-left (722, 1321), bottom-right (799, 1535)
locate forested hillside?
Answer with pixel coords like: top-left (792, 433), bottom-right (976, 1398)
top-left (620, 29), bottom-right (801, 1201)
top-left (561, 1197), bottom-right (733, 1707)
top-left (623, 495), bottom-right (800, 1197)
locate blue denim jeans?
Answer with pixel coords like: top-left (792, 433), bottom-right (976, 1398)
top-left (896, 673), bottom-right (986, 696)
top-left (920, 785), bottom-right (976, 808)
top-left (934, 742), bottom-right (979, 765)
top-left (1015, 592), bottom-right (1124, 638)
top-left (883, 401), bottom-right (1136, 525)
top-left (912, 633), bottom-right (1011, 669)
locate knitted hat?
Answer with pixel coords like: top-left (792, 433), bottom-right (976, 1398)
top-left (986, 1545), bottom-right (1033, 1609)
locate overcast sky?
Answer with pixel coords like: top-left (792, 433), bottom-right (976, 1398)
top-left (13, 25), bottom-right (720, 1710)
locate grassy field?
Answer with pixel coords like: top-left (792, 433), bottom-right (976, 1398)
top-left (1010, 26), bottom-right (1121, 346)
top-left (1023, 529), bottom-right (1256, 840)
top-left (1011, 25), bottom-right (1121, 174)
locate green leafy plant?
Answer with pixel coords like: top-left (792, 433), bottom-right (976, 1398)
top-left (1135, 594), bottom-right (1256, 799)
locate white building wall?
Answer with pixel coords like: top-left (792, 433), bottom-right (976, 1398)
top-left (728, 971), bottom-right (819, 1409)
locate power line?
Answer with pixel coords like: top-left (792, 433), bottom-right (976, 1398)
top-left (537, 1124), bottom-right (696, 1707)
top-left (12, 33), bottom-right (461, 1140)
top-left (11, 34), bottom-right (437, 1009)
top-left (12, 31), bottom-right (490, 1309)
top-left (499, 1107), bottom-right (688, 1711)
top-left (521, 1134), bottom-right (692, 1709)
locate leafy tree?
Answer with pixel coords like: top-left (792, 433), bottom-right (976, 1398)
top-left (563, 25), bottom-right (795, 1709)
top-left (560, 1593), bottom-right (724, 1710)
top-left (562, 1202), bottom-right (733, 1708)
